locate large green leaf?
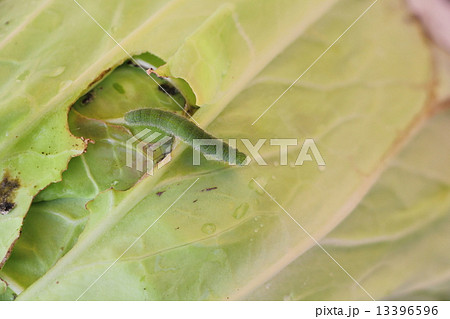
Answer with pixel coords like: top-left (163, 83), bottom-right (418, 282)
top-left (0, 0), bottom-right (217, 266)
top-left (0, 0), bottom-right (342, 268)
top-left (0, 0), bottom-right (441, 301)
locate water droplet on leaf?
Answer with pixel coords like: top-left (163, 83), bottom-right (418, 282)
top-left (201, 223), bottom-right (216, 235)
top-left (232, 203), bottom-right (249, 219)
top-left (46, 66), bottom-right (65, 77)
top-left (17, 70), bottom-right (30, 81)
top-left (113, 82), bottom-right (125, 94)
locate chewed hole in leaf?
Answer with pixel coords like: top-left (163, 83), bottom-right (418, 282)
top-left (37, 53), bottom-right (194, 201)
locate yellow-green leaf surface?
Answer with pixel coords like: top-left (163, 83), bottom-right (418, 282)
top-left (246, 108), bottom-right (450, 300)
top-left (0, 0), bottom-right (342, 268)
top-left (0, 64), bottom-right (185, 290)
top-left (0, 0), bottom-right (239, 268)
top-left (0, 0), bottom-right (441, 301)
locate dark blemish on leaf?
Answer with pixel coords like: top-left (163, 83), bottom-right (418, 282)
top-left (175, 226), bottom-right (180, 230)
top-left (81, 92), bottom-right (94, 105)
top-left (5, 21), bottom-right (9, 25)
top-left (193, 199), bottom-right (198, 203)
top-left (88, 67), bottom-right (111, 87)
top-left (201, 187), bottom-right (217, 192)
top-left (0, 172), bottom-right (20, 215)
top-left (158, 83), bottom-right (178, 96)
top-left (156, 191), bottom-right (165, 197)
top-left (56, 281), bottom-right (59, 284)
top-left (186, 104), bottom-right (200, 116)
top-left (127, 60), bottom-right (139, 67)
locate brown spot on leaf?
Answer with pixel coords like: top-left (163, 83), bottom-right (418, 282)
top-left (158, 83), bottom-right (179, 96)
top-left (81, 92), bottom-right (94, 105)
top-left (0, 172), bottom-right (20, 215)
top-left (201, 187), bottom-right (217, 192)
top-left (156, 191), bottom-right (165, 197)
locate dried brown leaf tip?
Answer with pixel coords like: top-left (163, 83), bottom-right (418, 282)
top-left (0, 172), bottom-right (20, 215)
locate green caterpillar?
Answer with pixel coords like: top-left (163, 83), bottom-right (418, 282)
top-left (124, 108), bottom-right (248, 166)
